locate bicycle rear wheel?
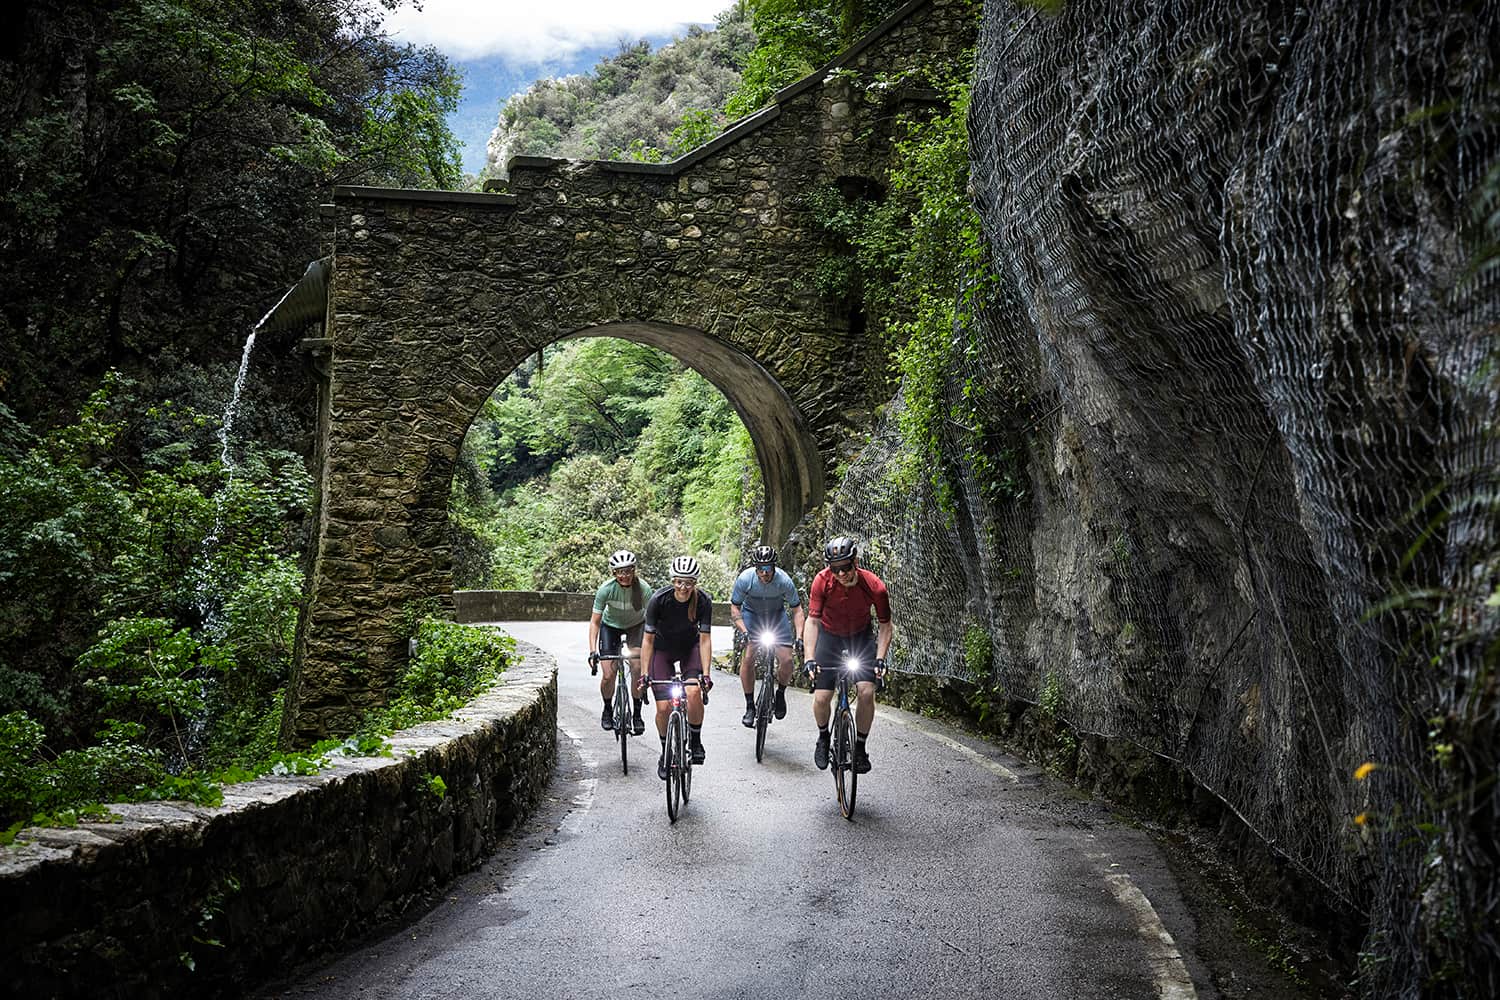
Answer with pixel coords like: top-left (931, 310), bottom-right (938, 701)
top-left (835, 707), bottom-right (857, 819)
top-left (665, 714), bottom-right (682, 822)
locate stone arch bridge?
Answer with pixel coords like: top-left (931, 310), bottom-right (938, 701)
top-left (283, 0), bottom-right (977, 741)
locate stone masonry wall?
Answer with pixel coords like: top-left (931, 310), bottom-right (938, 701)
top-left (285, 0), bottom-right (980, 742)
top-left (1, 644), bottom-right (557, 999)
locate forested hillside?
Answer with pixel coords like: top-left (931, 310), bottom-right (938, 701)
top-left (483, 0), bottom-right (906, 174)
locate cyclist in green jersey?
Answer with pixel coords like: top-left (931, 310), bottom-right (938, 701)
top-left (587, 549), bottom-right (649, 734)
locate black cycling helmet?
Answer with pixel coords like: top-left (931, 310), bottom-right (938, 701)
top-left (823, 536), bottom-right (857, 564)
top-left (750, 544), bottom-right (777, 567)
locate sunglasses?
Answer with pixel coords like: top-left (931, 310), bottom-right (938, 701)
top-left (755, 564), bottom-right (774, 572)
top-left (671, 578), bottom-right (696, 588)
top-left (829, 561), bottom-right (855, 574)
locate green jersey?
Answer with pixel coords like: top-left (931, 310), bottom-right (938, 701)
top-left (592, 577), bottom-right (650, 629)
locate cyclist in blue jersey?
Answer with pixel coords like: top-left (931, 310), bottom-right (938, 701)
top-left (730, 543), bottom-right (805, 728)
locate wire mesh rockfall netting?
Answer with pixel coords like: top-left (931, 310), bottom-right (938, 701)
top-left (821, 1), bottom-right (1499, 993)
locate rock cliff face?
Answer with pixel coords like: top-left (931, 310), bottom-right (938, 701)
top-left (832, 0), bottom-right (1498, 990)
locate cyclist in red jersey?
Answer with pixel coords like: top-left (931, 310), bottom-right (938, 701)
top-left (801, 536), bottom-right (893, 774)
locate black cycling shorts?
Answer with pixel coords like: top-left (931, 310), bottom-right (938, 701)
top-left (598, 622), bottom-right (644, 658)
top-left (812, 628), bottom-right (877, 690)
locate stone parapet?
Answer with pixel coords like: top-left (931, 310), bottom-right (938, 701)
top-left (455, 590), bottom-right (734, 627)
top-left (0, 642), bottom-right (558, 999)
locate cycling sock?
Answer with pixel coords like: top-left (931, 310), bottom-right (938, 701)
top-left (819, 727), bottom-right (830, 741)
top-left (603, 697), bottom-right (611, 708)
top-left (689, 723), bottom-right (704, 745)
top-left (633, 699), bottom-right (642, 715)
top-left (856, 732), bottom-right (869, 747)
top-left (744, 692), bottom-right (755, 707)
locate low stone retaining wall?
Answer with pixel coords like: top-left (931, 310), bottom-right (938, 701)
top-left (455, 589), bottom-right (734, 626)
top-left (0, 641), bottom-right (558, 999)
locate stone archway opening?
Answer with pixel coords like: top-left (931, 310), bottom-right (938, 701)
top-left (448, 322), bottom-right (824, 598)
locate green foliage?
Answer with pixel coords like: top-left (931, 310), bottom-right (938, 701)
top-left (0, 377), bottom-right (309, 832)
top-left (368, 620), bottom-right (515, 732)
top-left (799, 27), bottom-right (1013, 514)
top-left (78, 617), bottom-right (230, 759)
top-left (962, 623), bottom-right (993, 677)
top-left (452, 341), bottom-right (758, 594)
top-left (721, 0), bottom-right (905, 119)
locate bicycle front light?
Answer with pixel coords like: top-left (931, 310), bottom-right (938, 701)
top-left (670, 683), bottom-right (684, 700)
top-left (845, 658), bottom-right (860, 672)
top-left (759, 631), bottom-right (776, 649)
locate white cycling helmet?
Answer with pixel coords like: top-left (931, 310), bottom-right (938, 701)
top-left (608, 549), bottom-right (637, 570)
top-left (669, 555), bottom-right (700, 580)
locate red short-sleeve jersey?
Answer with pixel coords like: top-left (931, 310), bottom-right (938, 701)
top-left (807, 567), bottom-right (891, 637)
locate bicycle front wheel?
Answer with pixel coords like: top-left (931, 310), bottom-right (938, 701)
top-left (754, 657), bottom-right (773, 763)
top-left (834, 707), bottom-right (857, 819)
top-left (615, 677), bottom-right (631, 775)
top-left (665, 714), bottom-right (682, 822)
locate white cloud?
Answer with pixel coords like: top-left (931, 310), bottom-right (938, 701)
top-left (381, 0), bottom-right (728, 62)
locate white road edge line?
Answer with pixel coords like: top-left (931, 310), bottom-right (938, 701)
top-left (875, 709), bottom-right (1020, 784)
top-left (1086, 850), bottom-right (1198, 999)
top-left (557, 726), bottom-right (598, 836)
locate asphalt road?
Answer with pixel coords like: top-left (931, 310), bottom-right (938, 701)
top-left (258, 621), bottom-right (1308, 1000)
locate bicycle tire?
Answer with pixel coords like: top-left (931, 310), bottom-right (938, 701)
top-left (754, 651), bottom-right (772, 763)
top-left (681, 727), bottom-right (693, 805)
top-left (614, 676), bottom-right (631, 775)
top-left (835, 706), bottom-right (857, 819)
top-left (665, 714), bottom-right (682, 823)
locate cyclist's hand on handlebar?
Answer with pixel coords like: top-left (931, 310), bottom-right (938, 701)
top-left (874, 657), bottom-right (887, 691)
top-left (588, 651), bottom-right (599, 674)
top-left (805, 659), bottom-right (819, 678)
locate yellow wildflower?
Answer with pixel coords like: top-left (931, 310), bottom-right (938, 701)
top-left (1354, 762), bottom-right (1378, 781)
top-left (1354, 813), bottom-right (1369, 826)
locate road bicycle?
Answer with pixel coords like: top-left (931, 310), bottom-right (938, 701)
top-left (813, 650), bottom-right (876, 820)
top-left (591, 644), bottom-right (640, 775)
top-left (660, 669), bottom-right (708, 823)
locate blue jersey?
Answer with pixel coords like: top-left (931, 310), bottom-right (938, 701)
top-left (730, 567), bottom-right (801, 619)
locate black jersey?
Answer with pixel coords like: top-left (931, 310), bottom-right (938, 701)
top-left (643, 586), bottom-right (714, 656)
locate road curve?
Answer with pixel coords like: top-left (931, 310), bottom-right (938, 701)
top-left (256, 621), bottom-right (1295, 1000)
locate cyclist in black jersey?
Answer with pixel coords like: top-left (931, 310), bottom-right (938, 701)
top-left (639, 555), bottom-right (715, 779)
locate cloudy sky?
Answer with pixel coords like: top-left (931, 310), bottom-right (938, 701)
top-left (381, 0), bottom-right (729, 63)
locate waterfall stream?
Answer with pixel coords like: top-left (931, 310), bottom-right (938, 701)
top-left (198, 286), bottom-right (299, 634)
